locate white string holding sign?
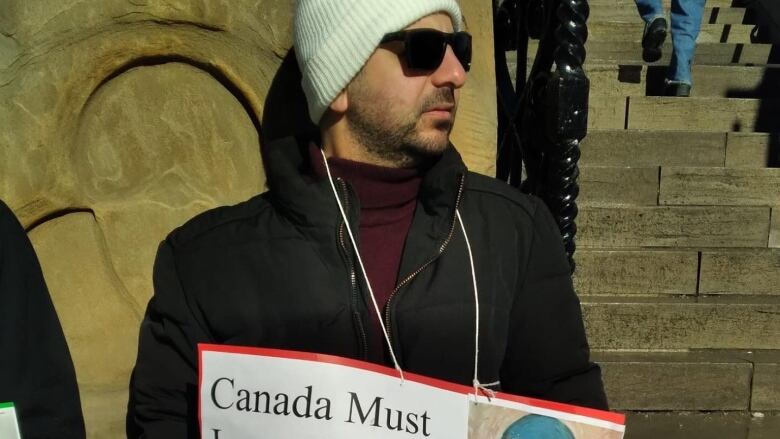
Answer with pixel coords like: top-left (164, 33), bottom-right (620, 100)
top-left (320, 149), bottom-right (490, 398)
top-left (320, 148), bottom-right (406, 382)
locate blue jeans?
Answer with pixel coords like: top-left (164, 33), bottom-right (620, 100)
top-left (634, 0), bottom-right (706, 85)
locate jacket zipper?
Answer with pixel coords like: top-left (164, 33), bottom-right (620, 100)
top-left (336, 178), bottom-right (369, 360)
top-left (383, 174), bottom-right (466, 362)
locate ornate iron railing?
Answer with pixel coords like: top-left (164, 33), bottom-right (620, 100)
top-left (494, 0), bottom-right (590, 272)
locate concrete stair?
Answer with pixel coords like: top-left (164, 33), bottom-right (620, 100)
top-left (588, 6), bottom-right (750, 25)
top-left (595, 350), bottom-right (778, 410)
top-left (584, 296), bottom-right (780, 350)
top-left (579, 64), bottom-right (780, 98)
top-left (588, 22), bottom-right (756, 44)
top-left (527, 40), bottom-right (776, 65)
top-left (586, 0), bottom-right (739, 7)
top-left (509, 0), bottom-right (780, 436)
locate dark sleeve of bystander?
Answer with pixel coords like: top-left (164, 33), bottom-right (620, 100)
top-left (499, 197), bottom-right (609, 410)
top-left (0, 200), bottom-right (86, 439)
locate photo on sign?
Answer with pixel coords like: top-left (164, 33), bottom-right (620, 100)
top-left (468, 403), bottom-right (622, 439)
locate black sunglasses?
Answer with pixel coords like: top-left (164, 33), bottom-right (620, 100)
top-left (380, 29), bottom-right (472, 72)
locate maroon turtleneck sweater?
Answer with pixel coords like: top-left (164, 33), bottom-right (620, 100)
top-left (310, 144), bottom-right (422, 363)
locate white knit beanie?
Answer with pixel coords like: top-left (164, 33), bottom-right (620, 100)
top-left (294, 0), bottom-right (464, 124)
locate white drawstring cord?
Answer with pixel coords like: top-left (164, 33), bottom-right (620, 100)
top-left (456, 209), bottom-right (494, 401)
top-left (321, 148), bottom-right (489, 396)
top-left (320, 149), bottom-right (405, 383)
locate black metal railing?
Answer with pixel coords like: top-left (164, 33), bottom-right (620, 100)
top-left (494, 0), bottom-right (589, 272)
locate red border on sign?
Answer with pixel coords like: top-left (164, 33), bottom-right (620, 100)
top-left (198, 343), bottom-right (625, 428)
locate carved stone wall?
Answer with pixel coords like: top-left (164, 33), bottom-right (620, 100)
top-left (0, 1), bottom-right (496, 437)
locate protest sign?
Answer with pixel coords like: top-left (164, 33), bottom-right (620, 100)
top-left (199, 344), bottom-right (625, 438)
top-left (0, 402), bottom-right (21, 439)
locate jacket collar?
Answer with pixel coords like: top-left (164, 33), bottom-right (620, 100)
top-left (263, 136), bottom-right (468, 231)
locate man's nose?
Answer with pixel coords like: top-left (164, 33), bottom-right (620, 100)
top-left (431, 45), bottom-right (467, 89)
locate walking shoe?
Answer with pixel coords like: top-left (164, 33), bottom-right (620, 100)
top-left (642, 17), bottom-right (668, 63)
top-left (664, 81), bottom-right (691, 97)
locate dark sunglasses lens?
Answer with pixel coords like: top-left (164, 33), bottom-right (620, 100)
top-left (407, 31), bottom-right (446, 70)
top-left (453, 33), bottom-right (472, 71)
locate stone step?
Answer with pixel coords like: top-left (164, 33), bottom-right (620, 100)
top-left (574, 249), bottom-right (698, 296)
top-left (624, 411), bottom-right (780, 439)
top-left (581, 130), bottom-right (727, 167)
top-left (580, 64), bottom-right (780, 98)
top-left (527, 40), bottom-right (775, 65)
top-left (588, 22), bottom-right (756, 44)
top-left (589, 6), bottom-right (750, 25)
top-left (659, 167), bottom-right (780, 206)
top-left (627, 97), bottom-right (780, 132)
top-left (580, 166), bottom-right (659, 207)
top-left (594, 350), bottom-right (780, 411)
top-left (582, 296), bottom-right (780, 350)
top-left (772, 208), bottom-right (780, 248)
top-left (726, 133), bottom-right (776, 167)
top-left (700, 249), bottom-right (780, 295)
top-left (585, 64), bottom-right (646, 97)
top-left (580, 131), bottom-right (773, 168)
top-left (578, 206), bottom-right (770, 248)
top-left (588, 95), bottom-right (627, 130)
top-left (588, 0), bottom-right (737, 7)
top-left (509, 58), bottom-right (780, 98)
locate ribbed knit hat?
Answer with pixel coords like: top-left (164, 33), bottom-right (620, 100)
top-left (294, 0), bottom-right (464, 124)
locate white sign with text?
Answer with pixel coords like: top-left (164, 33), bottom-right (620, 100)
top-left (0, 403), bottom-right (21, 439)
top-left (199, 344), bottom-right (625, 439)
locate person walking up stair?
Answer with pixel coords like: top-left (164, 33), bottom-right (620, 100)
top-left (635, 0), bottom-right (707, 96)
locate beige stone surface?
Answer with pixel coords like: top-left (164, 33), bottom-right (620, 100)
top-left (0, 1), bottom-right (498, 437)
top-left (451, 0), bottom-right (498, 176)
top-left (576, 65), bottom-right (776, 99)
top-left (76, 62), bottom-right (265, 309)
top-left (771, 208), bottom-right (780, 248)
top-left (595, 351), bottom-right (752, 410)
top-left (29, 213), bottom-right (141, 436)
top-left (581, 130), bottom-right (726, 167)
top-left (748, 413), bottom-right (780, 439)
top-left (693, 66), bottom-right (780, 98)
top-left (628, 97), bottom-right (780, 133)
top-left (589, 6), bottom-right (747, 25)
top-left (80, 388), bottom-right (129, 439)
top-left (578, 206), bottom-right (771, 248)
top-left (753, 363), bottom-right (780, 411)
top-left (624, 412), bottom-right (773, 439)
top-left (574, 250), bottom-right (698, 295)
top-left (1, 4), bottom-right (287, 225)
top-left (528, 41), bottom-right (773, 65)
top-left (588, 0), bottom-right (733, 7)
top-left (588, 96), bottom-right (627, 130)
top-left (579, 166), bottom-right (659, 206)
top-left (586, 64), bottom-right (645, 97)
top-left (726, 133), bottom-right (774, 168)
top-left (582, 296), bottom-right (780, 350)
top-left (660, 167), bottom-right (780, 207)
top-left (700, 250), bottom-right (780, 295)
top-left (588, 22), bottom-right (754, 44)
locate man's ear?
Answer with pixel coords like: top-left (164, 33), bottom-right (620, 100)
top-left (329, 89), bottom-right (349, 114)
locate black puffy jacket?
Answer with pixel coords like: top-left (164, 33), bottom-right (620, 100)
top-left (127, 137), bottom-right (607, 438)
top-left (0, 200), bottom-right (86, 439)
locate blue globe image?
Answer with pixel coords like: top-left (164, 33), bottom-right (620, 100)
top-left (501, 414), bottom-right (576, 439)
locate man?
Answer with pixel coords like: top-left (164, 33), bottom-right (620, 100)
top-left (636, 0), bottom-right (707, 96)
top-left (128, 1), bottom-right (607, 436)
top-left (0, 200), bottom-right (86, 439)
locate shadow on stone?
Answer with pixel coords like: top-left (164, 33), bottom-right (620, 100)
top-left (725, 44), bottom-right (780, 166)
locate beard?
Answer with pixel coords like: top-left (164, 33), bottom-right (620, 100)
top-left (345, 87), bottom-right (457, 168)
